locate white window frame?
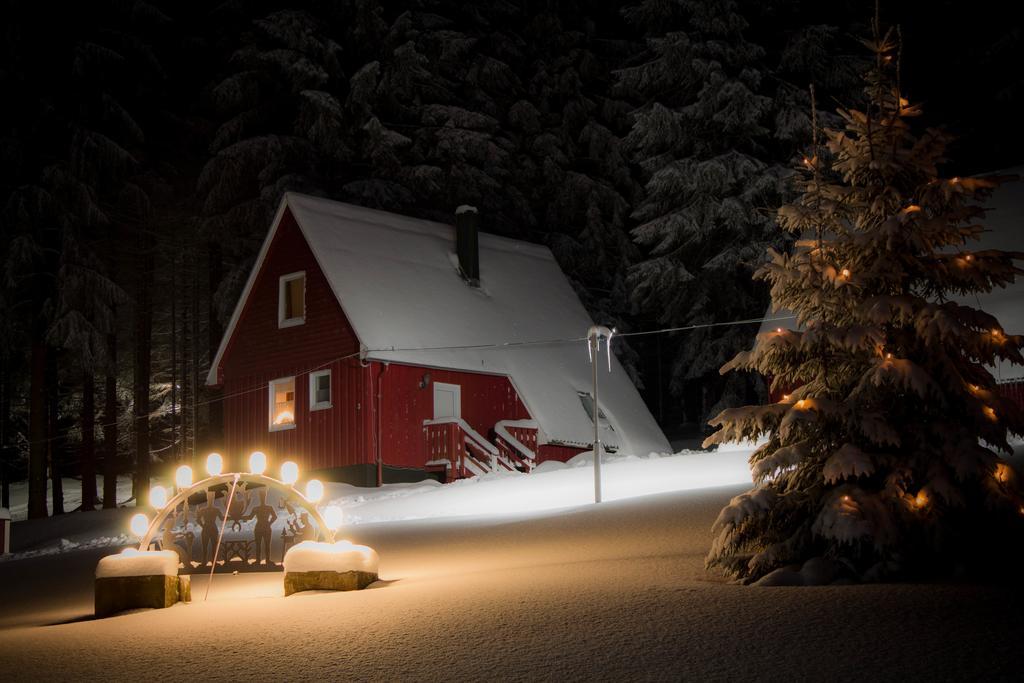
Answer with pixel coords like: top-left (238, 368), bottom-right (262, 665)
top-left (577, 391), bottom-right (614, 432)
top-left (309, 369), bottom-right (332, 411)
top-left (269, 376), bottom-right (297, 432)
top-left (278, 271), bottom-right (306, 328)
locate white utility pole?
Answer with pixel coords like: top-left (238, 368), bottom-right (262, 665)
top-left (587, 325), bottom-right (614, 503)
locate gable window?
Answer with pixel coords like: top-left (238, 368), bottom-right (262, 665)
top-left (310, 369), bottom-right (332, 411)
top-left (278, 271), bottom-right (305, 328)
top-left (577, 391), bottom-right (614, 432)
top-left (270, 377), bottom-right (296, 431)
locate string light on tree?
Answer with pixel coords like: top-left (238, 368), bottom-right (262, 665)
top-left (701, 18), bottom-right (1024, 582)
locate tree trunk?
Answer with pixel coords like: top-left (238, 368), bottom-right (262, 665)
top-left (28, 339), bottom-right (48, 518)
top-left (206, 240), bottom-right (223, 452)
top-left (0, 353), bottom-right (11, 509)
top-left (102, 326), bottom-right (119, 509)
top-left (81, 371), bottom-right (97, 511)
top-left (170, 250), bottom-right (177, 463)
top-left (133, 238), bottom-right (153, 507)
top-left (48, 349), bottom-right (63, 516)
top-left (181, 290), bottom-right (192, 467)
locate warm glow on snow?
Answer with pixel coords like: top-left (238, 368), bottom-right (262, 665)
top-left (129, 513), bottom-right (149, 538)
top-left (994, 463), bottom-right (1011, 483)
top-left (983, 406), bottom-right (997, 421)
top-left (175, 465), bottom-right (193, 489)
top-left (206, 452), bottom-right (224, 476)
top-left (249, 451), bottom-right (267, 475)
top-left (281, 461), bottom-right (299, 485)
top-left (149, 485), bottom-right (167, 509)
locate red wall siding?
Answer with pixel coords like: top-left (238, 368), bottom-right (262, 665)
top-left (375, 362), bottom-right (531, 468)
top-left (997, 379), bottom-right (1024, 412)
top-left (537, 444), bottom-right (586, 462)
top-left (220, 208), bottom-right (371, 472)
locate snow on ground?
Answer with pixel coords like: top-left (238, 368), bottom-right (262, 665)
top-left (0, 450), bottom-right (751, 563)
top-left (326, 449), bottom-right (752, 524)
top-left (1, 478), bottom-right (1022, 680)
top-left (1, 448), bottom-right (1022, 679)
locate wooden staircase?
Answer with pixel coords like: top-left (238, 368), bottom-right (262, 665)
top-left (423, 417), bottom-right (539, 481)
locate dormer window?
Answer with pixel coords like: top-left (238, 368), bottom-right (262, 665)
top-left (278, 271), bottom-right (305, 328)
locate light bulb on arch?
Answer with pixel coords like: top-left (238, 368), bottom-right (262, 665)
top-left (281, 461), bottom-right (299, 486)
top-left (323, 505), bottom-right (343, 531)
top-left (249, 451), bottom-right (267, 475)
top-left (175, 465), bottom-right (193, 489)
top-left (305, 479), bottom-right (324, 503)
top-left (150, 485), bottom-right (168, 509)
top-left (130, 513), bottom-right (150, 539)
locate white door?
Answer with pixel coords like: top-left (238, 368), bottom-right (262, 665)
top-left (433, 382), bottom-right (461, 419)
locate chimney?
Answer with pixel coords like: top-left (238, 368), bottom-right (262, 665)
top-left (455, 205), bottom-right (480, 286)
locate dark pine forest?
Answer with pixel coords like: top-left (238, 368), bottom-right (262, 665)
top-left (1, 0), bottom-right (1021, 516)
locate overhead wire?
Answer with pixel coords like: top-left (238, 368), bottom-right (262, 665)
top-left (15, 313), bottom-right (797, 447)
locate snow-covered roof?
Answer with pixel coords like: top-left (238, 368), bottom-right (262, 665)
top-left (758, 167), bottom-right (1024, 378)
top-left (210, 192), bottom-right (670, 455)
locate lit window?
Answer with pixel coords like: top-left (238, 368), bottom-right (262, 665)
top-left (269, 377), bottom-right (296, 431)
top-left (310, 370), bottom-right (331, 411)
top-left (278, 272), bottom-right (305, 328)
top-left (577, 391), bottom-right (614, 432)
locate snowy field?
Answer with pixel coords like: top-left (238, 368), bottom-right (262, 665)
top-left (0, 449), bottom-right (1021, 680)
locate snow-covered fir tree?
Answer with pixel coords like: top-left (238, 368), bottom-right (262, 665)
top-left (617, 0), bottom-right (787, 427)
top-left (704, 24), bottom-right (1024, 582)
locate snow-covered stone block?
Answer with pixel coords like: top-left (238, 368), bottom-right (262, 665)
top-left (282, 540), bottom-right (379, 596)
top-left (94, 549), bottom-right (189, 617)
top-left (96, 549), bottom-right (179, 578)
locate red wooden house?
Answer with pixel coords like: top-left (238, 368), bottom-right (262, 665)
top-left (207, 193), bottom-right (670, 485)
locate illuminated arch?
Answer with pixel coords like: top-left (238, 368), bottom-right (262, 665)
top-left (138, 472), bottom-right (336, 551)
